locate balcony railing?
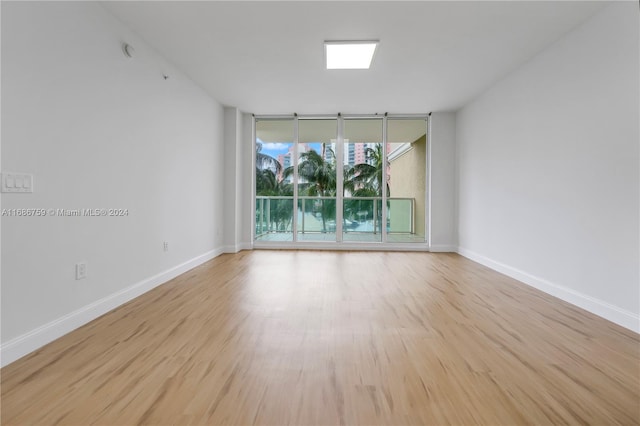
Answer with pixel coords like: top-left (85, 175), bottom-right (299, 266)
top-left (255, 196), bottom-right (414, 238)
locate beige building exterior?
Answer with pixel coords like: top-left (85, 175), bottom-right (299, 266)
top-left (388, 134), bottom-right (426, 237)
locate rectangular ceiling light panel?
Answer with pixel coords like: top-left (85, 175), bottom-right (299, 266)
top-left (325, 41), bottom-right (378, 70)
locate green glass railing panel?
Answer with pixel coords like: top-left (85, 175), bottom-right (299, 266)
top-left (297, 198), bottom-right (337, 241)
top-left (255, 197), bottom-right (294, 241)
top-left (387, 199), bottom-right (413, 234)
top-left (256, 196), bottom-right (420, 243)
top-left (342, 198), bottom-right (382, 242)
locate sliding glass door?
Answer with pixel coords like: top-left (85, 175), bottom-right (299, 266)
top-left (343, 118), bottom-right (383, 242)
top-left (297, 119), bottom-right (338, 242)
top-left (255, 119), bottom-right (294, 242)
top-left (254, 114), bottom-right (427, 246)
top-left (387, 118), bottom-right (428, 243)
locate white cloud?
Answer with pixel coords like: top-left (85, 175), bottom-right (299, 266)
top-left (262, 142), bottom-right (290, 150)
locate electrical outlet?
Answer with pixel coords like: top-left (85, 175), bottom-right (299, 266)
top-left (163, 241), bottom-right (169, 252)
top-left (75, 263), bottom-right (87, 280)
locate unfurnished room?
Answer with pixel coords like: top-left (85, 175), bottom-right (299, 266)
top-left (0, 1), bottom-right (638, 425)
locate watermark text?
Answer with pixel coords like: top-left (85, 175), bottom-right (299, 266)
top-left (2, 208), bottom-right (129, 217)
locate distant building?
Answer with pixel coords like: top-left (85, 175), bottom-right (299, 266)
top-left (325, 141), bottom-right (376, 166)
top-left (277, 144), bottom-right (308, 182)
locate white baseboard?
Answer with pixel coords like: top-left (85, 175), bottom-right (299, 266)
top-left (429, 244), bottom-right (457, 253)
top-left (222, 243), bottom-right (252, 253)
top-left (457, 247), bottom-right (639, 334)
top-left (0, 248), bottom-right (223, 368)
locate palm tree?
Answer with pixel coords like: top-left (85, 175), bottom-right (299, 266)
top-left (255, 168), bottom-right (293, 232)
top-left (256, 168), bottom-right (277, 195)
top-left (283, 144), bottom-right (337, 232)
top-left (255, 145), bottom-right (293, 233)
top-left (255, 168), bottom-right (293, 197)
top-left (343, 144), bottom-right (389, 233)
top-left (345, 144), bottom-right (389, 197)
top-left (256, 142), bottom-right (282, 175)
top-left (295, 147), bottom-right (337, 197)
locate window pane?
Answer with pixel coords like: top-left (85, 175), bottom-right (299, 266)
top-left (387, 119), bottom-right (427, 243)
top-left (255, 120), bottom-right (294, 242)
top-left (297, 119), bottom-right (337, 242)
top-left (343, 119), bottom-right (383, 242)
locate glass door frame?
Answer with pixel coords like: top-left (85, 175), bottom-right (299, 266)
top-left (253, 113), bottom-right (430, 249)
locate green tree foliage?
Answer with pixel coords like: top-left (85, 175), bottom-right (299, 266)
top-left (343, 144), bottom-right (387, 232)
top-left (287, 146), bottom-right (337, 197)
top-left (256, 168), bottom-right (292, 196)
top-left (255, 142), bottom-right (281, 176)
top-left (257, 142), bottom-right (389, 234)
top-left (283, 145), bottom-right (337, 232)
top-left (255, 143), bottom-right (292, 232)
top-left (344, 144), bottom-right (389, 197)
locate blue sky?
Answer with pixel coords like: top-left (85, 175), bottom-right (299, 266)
top-left (257, 139), bottom-right (322, 159)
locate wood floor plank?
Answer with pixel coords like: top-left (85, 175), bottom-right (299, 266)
top-left (1, 251), bottom-right (638, 425)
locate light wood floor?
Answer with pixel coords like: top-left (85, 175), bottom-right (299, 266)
top-left (1, 251), bottom-right (638, 425)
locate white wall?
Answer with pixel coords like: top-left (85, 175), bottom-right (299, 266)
top-left (430, 112), bottom-right (457, 251)
top-left (222, 108), bottom-right (252, 252)
top-left (1, 2), bottom-right (225, 365)
top-left (456, 3), bottom-right (639, 331)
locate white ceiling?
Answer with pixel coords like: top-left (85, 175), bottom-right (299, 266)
top-left (101, 1), bottom-right (606, 114)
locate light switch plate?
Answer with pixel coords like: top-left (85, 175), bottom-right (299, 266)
top-left (2, 172), bottom-right (34, 193)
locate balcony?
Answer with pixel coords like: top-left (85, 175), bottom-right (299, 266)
top-left (255, 196), bottom-right (424, 243)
